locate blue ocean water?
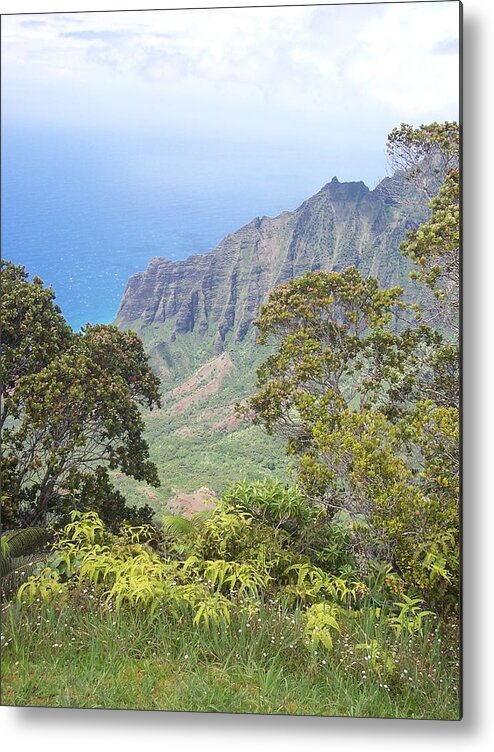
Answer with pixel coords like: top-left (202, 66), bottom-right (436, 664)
top-left (2, 125), bottom-right (377, 331)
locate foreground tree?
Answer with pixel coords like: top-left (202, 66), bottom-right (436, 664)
top-left (1, 262), bottom-right (72, 431)
top-left (1, 262), bottom-right (161, 529)
top-left (246, 123), bottom-right (460, 611)
top-left (387, 121), bottom-right (460, 332)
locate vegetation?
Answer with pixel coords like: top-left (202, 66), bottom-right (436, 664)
top-left (1, 262), bottom-right (161, 531)
top-left (1, 122), bottom-right (460, 718)
top-left (1, 527), bottom-right (51, 600)
top-left (387, 121), bottom-right (460, 331)
top-left (245, 121), bottom-right (459, 614)
top-left (2, 502), bottom-right (458, 717)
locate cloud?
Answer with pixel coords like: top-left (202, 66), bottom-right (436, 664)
top-left (433, 38), bottom-right (460, 55)
top-left (345, 2), bottom-right (459, 120)
top-left (1, 4), bottom-right (460, 131)
top-left (61, 29), bottom-right (135, 41)
top-left (21, 20), bottom-right (48, 29)
top-left (50, 15), bottom-right (85, 24)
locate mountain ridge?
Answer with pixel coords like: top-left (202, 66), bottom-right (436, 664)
top-left (111, 168), bottom-right (432, 510)
top-left (115, 170), bottom-right (428, 378)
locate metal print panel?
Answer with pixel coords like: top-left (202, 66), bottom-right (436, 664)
top-left (1, 1), bottom-right (461, 719)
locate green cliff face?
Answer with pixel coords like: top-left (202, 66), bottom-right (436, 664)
top-left (114, 172), bottom-right (430, 512)
top-left (116, 173), bottom-right (427, 374)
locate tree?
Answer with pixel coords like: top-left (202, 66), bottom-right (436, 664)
top-left (1, 262), bottom-right (161, 529)
top-left (0, 262), bottom-right (72, 431)
top-left (386, 121), bottom-right (459, 201)
top-left (246, 123), bottom-right (460, 610)
top-left (387, 122), bottom-right (460, 332)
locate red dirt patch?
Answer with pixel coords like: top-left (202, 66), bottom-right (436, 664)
top-left (211, 413), bottom-right (242, 432)
top-left (166, 352), bottom-right (233, 414)
top-left (168, 403), bottom-right (244, 437)
top-left (167, 487), bottom-right (218, 517)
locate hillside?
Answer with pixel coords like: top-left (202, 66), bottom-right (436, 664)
top-left (114, 171), bottom-right (431, 513)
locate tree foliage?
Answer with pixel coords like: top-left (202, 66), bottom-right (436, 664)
top-left (0, 262), bottom-right (72, 430)
top-left (246, 122), bottom-right (460, 611)
top-left (388, 121), bottom-right (460, 331)
top-left (1, 262), bottom-right (161, 529)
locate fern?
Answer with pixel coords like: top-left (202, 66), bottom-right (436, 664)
top-left (222, 479), bottom-right (315, 528)
top-left (162, 515), bottom-right (196, 536)
top-left (161, 513), bottom-right (208, 558)
top-left (304, 602), bottom-right (341, 651)
top-left (1, 527), bottom-right (50, 557)
top-left (1, 554), bottom-right (48, 599)
top-left (1, 526), bottom-right (51, 599)
top-left (388, 595), bottom-right (433, 637)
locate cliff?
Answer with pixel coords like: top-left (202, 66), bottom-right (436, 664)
top-left (112, 169), bottom-right (432, 508)
top-left (115, 172), bottom-right (429, 365)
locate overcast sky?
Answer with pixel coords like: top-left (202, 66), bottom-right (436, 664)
top-left (1, 3), bottom-right (460, 174)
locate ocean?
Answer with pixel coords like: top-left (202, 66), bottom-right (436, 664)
top-left (2, 124), bottom-right (381, 331)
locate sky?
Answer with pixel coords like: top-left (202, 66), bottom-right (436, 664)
top-left (1, 2), bottom-right (460, 171)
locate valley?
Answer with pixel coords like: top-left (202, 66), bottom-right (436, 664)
top-left (113, 171), bottom-right (431, 515)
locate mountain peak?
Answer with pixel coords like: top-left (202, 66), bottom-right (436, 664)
top-left (116, 171), bottom-right (430, 376)
top-left (319, 177), bottom-right (370, 197)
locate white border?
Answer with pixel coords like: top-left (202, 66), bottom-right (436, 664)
top-left (2, 1), bottom-right (493, 749)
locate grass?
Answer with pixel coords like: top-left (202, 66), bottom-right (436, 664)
top-left (1, 597), bottom-right (460, 718)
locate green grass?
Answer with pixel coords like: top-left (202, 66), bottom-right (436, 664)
top-left (1, 598), bottom-right (460, 718)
